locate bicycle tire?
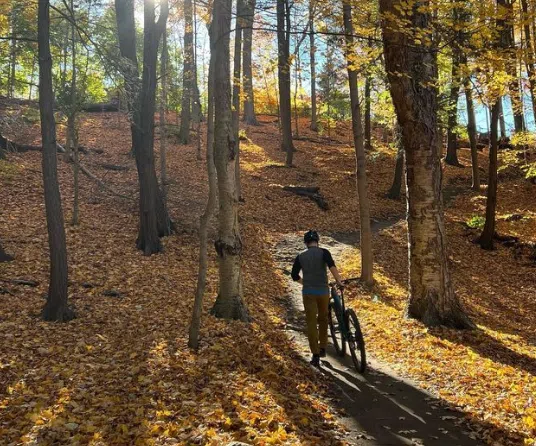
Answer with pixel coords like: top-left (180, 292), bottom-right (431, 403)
top-left (345, 308), bottom-right (367, 373)
top-left (328, 302), bottom-right (346, 356)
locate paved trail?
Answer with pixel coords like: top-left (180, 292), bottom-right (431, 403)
top-left (273, 231), bottom-right (483, 446)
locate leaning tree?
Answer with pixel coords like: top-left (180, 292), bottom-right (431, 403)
top-left (380, 0), bottom-right (474, 328)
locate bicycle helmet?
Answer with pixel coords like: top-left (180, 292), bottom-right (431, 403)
top-left (304, 230), bottom-right (320, 244)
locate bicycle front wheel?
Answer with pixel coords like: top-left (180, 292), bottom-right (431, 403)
top-left (345, 309), bottom-right (366, 373)
top-left (328, 302), bottom-right (346, 356)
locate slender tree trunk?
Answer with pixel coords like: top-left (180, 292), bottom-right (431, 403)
top-left (309, 4), bottom-right (318, 131)
top-left (242, 0), bottom-right (258, 125)
top-left (9, 26), bottom-right (16, 98)
top-left (179, 0), bottom-right (194, 144)
top-left (277, 0), bottom-right (295, 165)
top-left (343, 0), bottom-right (373, 286)
top-left (192, 0), bottom-right (203, 124)
top-left (210, 0), bottom-right (250, 321)
top-left (69, 0), bottom-right (79, 226)
top-left (505, 8), bottom-right (525, 133)
top-left (463, 74), bottom-right (480, 191)
top-left (189, 25), bottom-right (217, 350)
top-left (387, 126), bottom-right (404, 199)
top-left (521, 0), bottom-right (536, 123)
top-left (38, 0), bottom-right (74, 322)
top-left (28, 54), bottom-right (36, 100)
top-left (233, 0), bottom-right (244, 200)
top-left (498, 98), bottom-right (506, 138)
top-left (479, 101), bottom-right (500, 249)
top-left (115, 0), bottom-right (172, 251)
top-left (380, 0), bottom-right (473, 328)
top-left (160, 29), bottom-right (168, 204)
top-left (445, 50), bottom-right (461, 166)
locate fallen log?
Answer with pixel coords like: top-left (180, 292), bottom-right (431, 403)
top-left (82, 102), bottom-right (119, 112)
top-left (283, 185), bottom-right (329, 210)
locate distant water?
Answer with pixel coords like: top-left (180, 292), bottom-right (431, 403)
top-left (458, 92), bottom-right (535, 135)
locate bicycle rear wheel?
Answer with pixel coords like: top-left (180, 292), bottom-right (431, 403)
top-left (328, 302), bottom-right (346, 356)
top-left (345, 309), bottom-right (366, 373)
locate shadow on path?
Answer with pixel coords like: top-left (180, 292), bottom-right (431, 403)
top-left (273, 234), bottom-right (509, 446)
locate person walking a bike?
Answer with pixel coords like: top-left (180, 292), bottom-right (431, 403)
top-left (291, 230), bottom-right (345, 367)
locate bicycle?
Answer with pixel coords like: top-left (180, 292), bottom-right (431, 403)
top-left (328, 284), bottom-right (367, 373)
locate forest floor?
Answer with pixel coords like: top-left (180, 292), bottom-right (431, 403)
top-left (0, 103), bottom-right (535, 445)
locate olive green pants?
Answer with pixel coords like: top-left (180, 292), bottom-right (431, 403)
top-left (303, 294), bottom-right (330, 355)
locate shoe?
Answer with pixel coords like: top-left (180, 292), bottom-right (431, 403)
top-left (310, 354), bottom-right (320, 367)
top-left (319, 348), bottom-right (327, 358)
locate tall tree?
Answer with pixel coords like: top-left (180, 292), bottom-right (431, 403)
top-left (520, 0), bottom-right (536, 122)
top-left (179, 0), bottom-right (195, 144)
top-left (115, 0), bottom-right (172, 254)
top-left (38, 0), bottom-right (74, 322)
top-left (364, 75), bottom-right (372, 151)
top-left (309, 0), bottom-right (318, 131)
top-left (342, 0), bottom-right (373, 285)
top-left (233, 0), bottom-right (244, 200)
top-left (380, 0), bottom-right (474, 328)
top-left (190, 21), bottom-right (217, 349)
top-left (160, 29), bottom-right (168, 206)
top-left (242, 0), bottom-right (258, 125)
top-left (277, 0), bottom-right (295, 166)
top-left (210, 0), bottom-right (250, 321)
top-left (445, 7), bottom-right (461, 167)
top-left (479, 0), bottom-right (510, 249)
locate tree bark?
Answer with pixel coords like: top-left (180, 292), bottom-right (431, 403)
top-left (343, 0), bottom-right (373, 286)
top-left (233, 0), bottom-right (244, 200)
top-left (38, 0), bottom-right (74, 322)
top-left (309, 1), bottom-right (318, 132)
top-left (505, 3), bottom-right (525, 133)
top-left (242, 0), bottom-right (258, 125)
top-left (189, 23), bottom-right (217, 350)
top-left (277, 0), bottom-right (295, 165)
top-left (380, 0), bottom-right (473, 328)
top-left (210, 0), bottom-right (250, 321)
top-left (498, 98), bottom-right (506, 138)
top-left (179, 0), bottom-right (194, 144)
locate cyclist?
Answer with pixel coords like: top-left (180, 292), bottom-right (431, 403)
top-left (291, 230), bottom-right (345, 367)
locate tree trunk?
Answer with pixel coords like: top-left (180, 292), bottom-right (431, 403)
top-left (38, 0), bottom-right (74, 322)
top-left (69, 0), bottom-right (80, 226)
top-left (233, 0), bottom-right (244, 201)
top-left (210, 0), bottom-right (250, 321)
top-left (343, 1), bottom-right (373, 286)
top-left (160, 29), bottom-right (168, 205)
top-left (520, 0), bottom-right (536, 123)
top-left (445, 47), bottom-right (461, 166)
top-left (115, 0), bottom-right (172, 252)
top-left (479, 101), bottom-right (500, 250)
top-left (242, 0), bottom-right (258, 125)
top-left (380, 0), bottom-right (474, 328)
top-left (505, 7), bottom-right (525, 133)
top-left (463, 73), bottom-right (480, 191)
top-left (189, 25), bottom-right (217, 350)
top-left (387, 126), bottom-right (404, 200)
top-left (179, 0), bottom-right (194, 144)
top-left (133, 0), bottom-right (170, 254)
top-left (309, 3), bottom-right (318, 132)
top-left (277, 0), bottom-right (295, 165)
top-left (498, 98), bottom-right (506, 138)
top-left (364, 75), bottom-right (372, 151)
